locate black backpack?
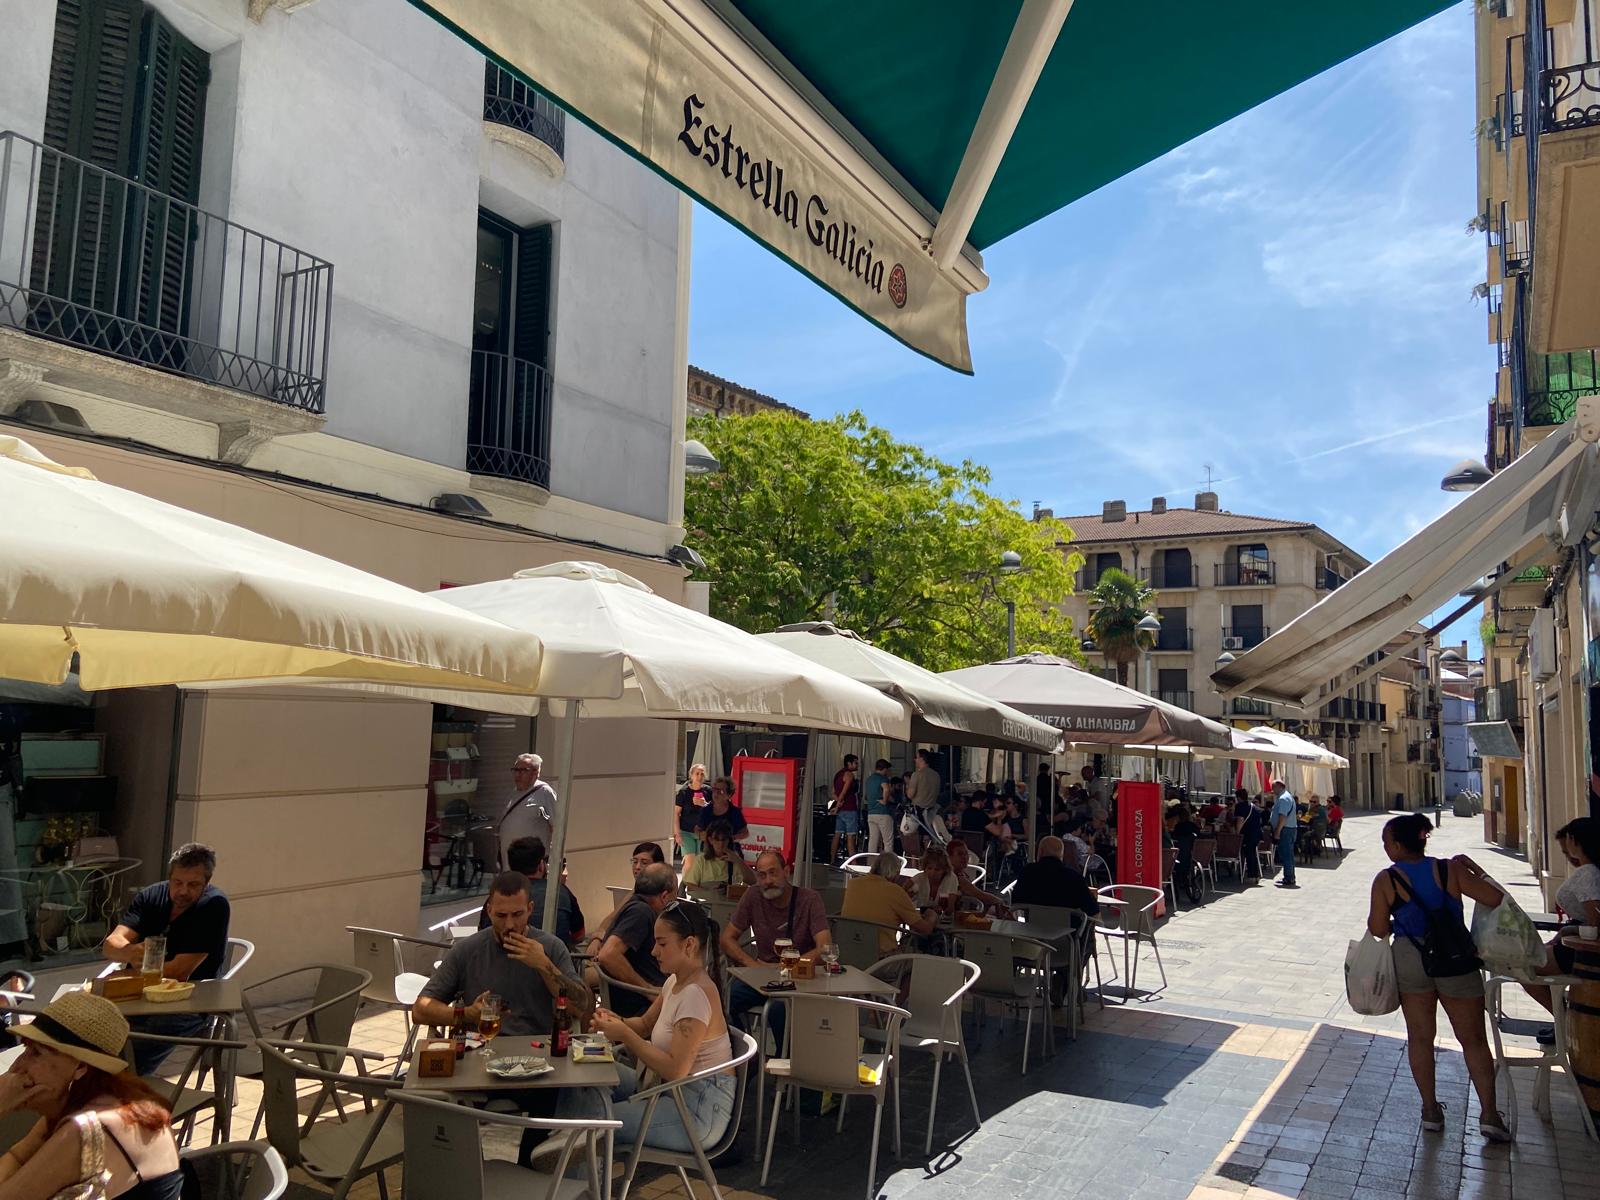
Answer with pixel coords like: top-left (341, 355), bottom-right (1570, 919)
top-left (1389, 859), bottom-right (1481, 978)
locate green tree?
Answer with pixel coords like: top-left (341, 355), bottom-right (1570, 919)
top-left (1085, 567), bottom-right (1157, 687)
top-left (683, 410), bottom-right (1083, 671)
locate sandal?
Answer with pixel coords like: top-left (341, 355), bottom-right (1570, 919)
top-left (1480, 1113), bottom-right (1513, 1143)
top-left (1421, 1103), bottom-right (1445, 1133)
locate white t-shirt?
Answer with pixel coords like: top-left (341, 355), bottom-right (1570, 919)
top-left (909, 871), bottom-right (960, 908)
top-left (498, 782), bottom-right (557, 858)
top-left (1556, 862), bottom-right (1600, 921)
top-left (653, 974), bottom-right (730, 1075)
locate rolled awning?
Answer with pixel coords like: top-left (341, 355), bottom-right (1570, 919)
top-left (412, 0), bottom-right (1453, 371)
top-left (1212, 425), bottom-right (1599, 708)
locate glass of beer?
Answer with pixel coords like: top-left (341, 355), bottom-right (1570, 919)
top-left (478, 994), bottom-right (503, 1044)
top-left (140, 936), bottom-right (167, 977)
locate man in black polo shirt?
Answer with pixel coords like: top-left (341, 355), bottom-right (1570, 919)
top-left (102, 843), bottom-right (230, 1073)
top-left (594, 863), bottom-right (675, 1016)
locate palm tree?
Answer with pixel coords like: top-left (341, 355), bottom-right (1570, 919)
top-left (1085, 567), bottom-right (1158, 687)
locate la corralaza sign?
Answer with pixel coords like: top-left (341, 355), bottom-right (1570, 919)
top-left (677, 93), bottom-right (907, 309)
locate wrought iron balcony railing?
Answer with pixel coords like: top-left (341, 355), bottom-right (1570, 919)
top-left (1216, 561), bottom-right (1275, 586)
top-left (1221, 626), bottom-right (1269, 650)
top-left (1152, 626), bottom-right (1193, 652)
top-left (1492, 199), bottom-right (1531, 277)
top-left (0, 132), bottom-right (331, 412)
top-left (1142, 563), bottom-right (1198, 589)
top-left (1155, 689), bottom-right (1193, 711)
top-left (1474, 681), bottom-right (1522, 724)
top-left (1230, 696), bottom-right (1272, 717)
top-left (1317, 569), bottom-right (1347, 591)
top-left (467, 349), bottom-right (552, 489)
top-left (484, 63), bottom-right (566, 158)
top-left (1523, 348), bottom-right (1600, 427)
top-left (1542, 61), bottom-right (1600, 133)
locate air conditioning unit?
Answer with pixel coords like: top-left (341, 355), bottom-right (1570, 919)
top-left (1221, 636), bottom-right (1245, 650)
top-left (1529, 608), bottom-right (1557, 682)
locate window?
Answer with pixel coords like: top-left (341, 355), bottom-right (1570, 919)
top-left (1156, 669), bottom-right (1189, 702)
top-left (424, 706), bottom-right (535, 904)
top-left (1156, 607), bottom-right (1188, 650)
top-left (1152, 548), bottom-right (1192, 588)
top-left (1232, 543), bottom-right (1271, 585)
top-left (1092, 552), bottom-right (1122, 584)
top-left (468, 211), bottom-right (554, 487)
top-left (34, 0), bottom-right (209, 358)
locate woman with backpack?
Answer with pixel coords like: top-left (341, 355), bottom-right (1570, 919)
top-left (1367, 812), bottom-right (1511, 1141)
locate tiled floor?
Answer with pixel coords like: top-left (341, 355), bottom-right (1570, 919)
top-left (184, 810), bottom-right (1596, 1198)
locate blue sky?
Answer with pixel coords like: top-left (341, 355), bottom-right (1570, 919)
top-left (687, 4), bottom-right (1486, 649)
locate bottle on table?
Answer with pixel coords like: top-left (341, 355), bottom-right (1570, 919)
top-left (553, 995), bottom-right (572, 1057)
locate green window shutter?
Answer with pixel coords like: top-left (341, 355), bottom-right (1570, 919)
top-left (513, 223), bottom-right (551, 370)
top-left (128, 7), bottom-right (209, 338)
top-left (33, 0), bottom-right (142, 314)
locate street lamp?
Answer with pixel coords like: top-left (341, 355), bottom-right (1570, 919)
top-left (1137, 611), bottom-right (1162, 695)
top-left (683, 438), bottom-right (721, 476)
top-left (999, 551), bottom-right (1021, 657)
top-left (1440, 459), bottom-right (1492, 492)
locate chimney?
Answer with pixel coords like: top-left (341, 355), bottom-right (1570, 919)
top-left (1151, 496), bottom-right (1167, 514)
top-left (1195, 491), bottom-right (1219, 512)
top-left (1033, 506), bottom-right (1054, 522)
top-left (1032, 501), bottom-right (1041, 518)
top-left (1102, 500), bottom-right (1126, 523)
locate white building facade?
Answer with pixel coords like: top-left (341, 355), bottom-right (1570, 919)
top-left (0, 0), bottom-right (691, 988)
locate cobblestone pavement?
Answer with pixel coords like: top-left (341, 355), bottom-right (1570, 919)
top-left (201, 810), bottom-right (1595, 1199)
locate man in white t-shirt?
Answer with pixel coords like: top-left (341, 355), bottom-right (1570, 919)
top-left (499, 753), bottom-right (558, 866)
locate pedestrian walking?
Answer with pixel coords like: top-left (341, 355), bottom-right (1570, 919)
top-left (1366, 812), bottom-right (1511, 1141)
top-left (864, 758), bottom-right (896, 854)
top-left (829, 753), bottom-right (860, 862)
top-left (1269, 780), bottom-right (1298, 888)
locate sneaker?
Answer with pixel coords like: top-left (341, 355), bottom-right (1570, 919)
top-left (1276, 881), bottom-right (1300, 889)
top-left (1536, 1025), bottom-right (1556, 1047)
top-left (1480, 1114), bottom-right (1513, 1143)
top-left (1421, 1103), bottom-right (1445, 1133)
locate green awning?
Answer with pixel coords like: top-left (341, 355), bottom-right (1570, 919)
top-left (415, 0), bottom-right (1453, 371)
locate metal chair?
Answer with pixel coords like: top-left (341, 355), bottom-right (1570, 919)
top-left (829, 915), bottom-right (893, 968)
top-left (346, 926), bottom-right (449, 1074)
top-left (393, 1089), bottom-right (617, 1200)
top-left (1192, 837), bottom-right (1218, 896)
top-left (866, 954), bottom-right (981, 1153)
top-left (958, 929), bottom-right (1055, 1072)
top-left (257, 1038), bottom-right (401, 1200)
top-left (1486, 973), bottom-right (1599, 1143)
top-left (760, 995), bottom-right (909, 1200)
top-left (1328, 818), bottom-right (1345, 855)
top-left (1160, 847), bottom-right (1179, 912)
top-left (1095, 885), bottom-right (1167, 1003)
top-left (237, 965), bottom-right (373, 1138)
top-left (606, 884), bottom-right (633, 913)
top-left (467, 825), bottom-right (501, 884)
top-left (180, 1140), bottom-right (290, 1200)
top-left (594, 961), bottom-right (660, 1015)
top-left (818, 886), bottom-right (847, 915)
top-left (1083, 853), bottom-right (1112, 889)
top-left (221, 938), bottom-right (256, 980)
top-left (1257, 836), bottom-right (1277, 878)
top-left (1212, 832), bottom-right (1244, 884)
top-left (131, 1031), bottom-right (248, 1147)
top-left (1010, 905), bottom-right (1094, 1037)
top-left (615, 1028), bottom-right (758, 1200)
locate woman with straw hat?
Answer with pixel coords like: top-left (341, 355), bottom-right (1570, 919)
top-left (0, 991), bottom-right (181, 1197)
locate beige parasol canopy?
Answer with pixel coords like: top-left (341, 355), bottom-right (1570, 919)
top-left (0, 436), bottom-right (544, 693)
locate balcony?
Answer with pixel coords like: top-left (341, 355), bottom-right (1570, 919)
top-left (1221, 626), bottom-right (1270, 650)
top-left (467, 349), bottom-right (552, 490)
top-left (1406, 742), bottom-right (1421, 763)
top-left (1491, 199), bottom-right (1531, 277)
top-left (1541, 61), bottom-right (1600, 134)
top-left (1153, 626), bottom-right (1192, 652)
top-left (1230, 697), bottom-right (1272, 717)
top-left (1215, 561), bottom-right (1275, 587)
top-left (1474, 680), bottom-right (1523, 725)
top-left (1142, 563), bottom-right (1198, 589)
top-left (0, 132), bottom-right (331, 417)
top-left (1155, 689), bottom-right (1193, 710)
top-left (1523, 348), bottom-right (1600, 426)
top-left (1320, 697), bottom-right (1383, 723)
top-left (1316, 568), bottom-right (1347, 591)
top-left (484, 63), bottom-right (566, 159)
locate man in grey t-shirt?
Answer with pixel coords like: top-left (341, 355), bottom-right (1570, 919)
top-left (902, 749), bottom-right (943, 855)
top-left (414, 871), bottom-right (588, 1036)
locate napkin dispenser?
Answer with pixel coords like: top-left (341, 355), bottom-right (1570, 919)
top-left (417, 1040), bottom-right (457, 1078)
top-left (94, 971), bottom-right (161, 1000)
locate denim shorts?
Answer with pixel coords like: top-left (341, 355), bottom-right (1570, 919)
top-left (834, 809), bottom-right (860, 834)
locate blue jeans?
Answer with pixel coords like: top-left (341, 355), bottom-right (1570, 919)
top-left (129, 1012), bottom-right (210, 1075)
top-left (1276, 827), bottom-right (1298, 884)
top-left (729, 978), bottom-right (784, 1052)
top-left (561, 1064), bottom-right (735, 1153)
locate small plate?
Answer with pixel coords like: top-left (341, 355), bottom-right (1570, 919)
top-left (486, 1055), bottom-right (553, 1079)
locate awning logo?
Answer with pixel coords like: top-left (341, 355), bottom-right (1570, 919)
top-left (888, 263), bottom-right (907, 309)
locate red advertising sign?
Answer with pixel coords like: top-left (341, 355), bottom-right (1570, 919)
top-left (731, 757), bottom-right (798, 865)
top-left (1116, 780), bottom-right (1164, 914)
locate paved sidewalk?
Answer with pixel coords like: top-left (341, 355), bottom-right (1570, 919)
top-left (199, 809), bottom-right (1595, 1199)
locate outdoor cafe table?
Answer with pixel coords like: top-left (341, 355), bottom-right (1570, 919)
top-left (731, 964), bottom-right (896, 1139)
top-left (403, 1034), bottom-right (621, 1098)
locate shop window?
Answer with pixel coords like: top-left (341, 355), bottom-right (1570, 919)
top-left (423, 705), bottom-right (534, 904)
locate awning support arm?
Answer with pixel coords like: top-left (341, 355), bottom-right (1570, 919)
top-left (927, 0), bottom-right (1074, 270)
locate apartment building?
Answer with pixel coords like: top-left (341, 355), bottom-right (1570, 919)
top-left (1472, 0), bottom-right (1600, 882)
top-left (687, 365), bottom-right (808, 420)
top-left (0, 0), bottom-right (691, 986)
top-left (1378, 641), bottom-right (1482, 812)
top-left (1053, 492), bottom-right (1384, 806)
